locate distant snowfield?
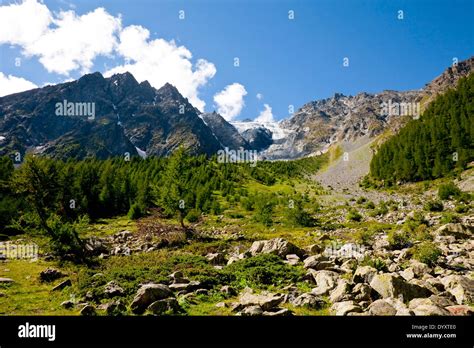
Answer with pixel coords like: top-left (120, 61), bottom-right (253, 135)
top-left (0, 136), bottom-right (5, 141)
top-left (231, 120), bottom-right (291, 140)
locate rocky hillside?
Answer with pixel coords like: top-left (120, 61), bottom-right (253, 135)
top-left (0, 72), bottom-right (222, 159)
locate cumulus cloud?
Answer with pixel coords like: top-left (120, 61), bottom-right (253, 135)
top-left (0, 0), bottom-right (121, 75)
top-left (213, 83), bottom-right (247, 121)
top-left (256, 93), bottom-right (263, 100)
top-left (105, 25), bottom-right (216, 111)
top-left (255, 104), bottom-right (275, 123)
top-left (0, 72), bottom-right (37, 96)
top-left (0, 0), bottom-right (217, 110)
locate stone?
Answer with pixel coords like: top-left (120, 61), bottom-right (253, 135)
top-left (292, 293), bottom-right (325, 309)
top-left (400, 268), bottom-right (415, 281)
top-left (262, 308), bottom-right (293, 316)
top-left (237, 289), bottom-right (284, 311)
top-left (367, 299), bottom-right (397, 316)
top-left (331, 301), bottom-right (362, 316)
top-left (385, 297), bottom-right (413, 316)
top-left (205, 253), bottom-right (226, 265)
top-left (104, 281), bottom-right (125, 298)
top-left (130, 284), bottom-right (174, 314)
top-left (60, 300), bottom-right (74, 309)
top-left (409, 260), bottom-right (432, 277)
top-left (215, 302), bottom-right (227, 308)
top-left (445, 305), bottom-right (474, 316)
top-left (169, 280), bottom-right (201, 293)
top-left (238, 305), bottom-right (263, 316)
top-left (353, 266), bottom-right (377, 284)
top-left (39, 268), bottom-right (65, 282)
top-left (285, 254), bottom-right (300, 266)
top-left (52, 279), bottom-right (72, 291)
top-left (306, 244), bottom-right (323, 254)
top-left (80, 304), bottom-right (96, 316)
top-left (352, 283), bottom-right (372, 302)
top-left (220, 285), bottom-right (237, 298)
top-left (169, 271), bottom-right (189, 284)
top-left (408, 298), bottom-right (451, 316)
top-left (147, 298), bottom-right (181, 315)
top-left (309, 270), bottom-right (339, 295)
top-left (0, 277), bottom-right (14, 283)
top-left (436, 223), bottom-right (473, 240)
top-left (303, 255), bottom-right (333, 270)
top-left (104, 300), bottom-right (127, 315)
top-left (439, 275), bottom-right (474, 305)
top-left (369, 273), bottom-right (432, 301)
top-left (329, 279), bottom-right (352, 303)
top-left (248, 238), bottom-right (304, 258)
top-left (428, 294), bottom-right (456, 308)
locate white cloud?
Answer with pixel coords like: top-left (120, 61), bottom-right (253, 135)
top-left (0, 72), bottom-right (37, 96)
top-left (0, 0), bottom-right (121, 75)
top-left (256, 93), bottom-right (263, 100)
top-left (213, 83), bottom-right (247, 121)
top-left (105, 25), bottom-right (215, 111)
top-left (255, 104), bottom-right (275, 123)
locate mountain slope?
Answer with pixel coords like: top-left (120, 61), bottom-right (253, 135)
top-left (0, 72), bottom-right (222, 159)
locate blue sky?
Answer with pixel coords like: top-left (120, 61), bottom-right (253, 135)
top-left (0, 0), bottom-right (473, 121)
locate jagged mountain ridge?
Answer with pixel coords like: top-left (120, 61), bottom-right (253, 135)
top-left (0, 72), bottom-right (222, 159)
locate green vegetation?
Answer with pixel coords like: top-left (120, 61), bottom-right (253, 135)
top-left (411, 241), bottom-right (442, 266)
top-left (370, 74), bottom-right (473, 183)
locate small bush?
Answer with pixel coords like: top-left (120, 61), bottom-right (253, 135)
top-left (440, 213), bottom-right (460, 224)
top-left (354, 228), bottom-right (377, 245)
top-left (185, 209), bottom-right (201, 223)
top-left (356, 197), bottom-right (367, 204)
top-left (438, 182), bottom-right (461, 200)
top-left (346, 209), bottom-right (363, 222)
top-left (455, 204), bottom-right (469, 213)
top-left (365, 201), bottom-right (375, 209)
top-left (387, 229), bottom-right (411, 249)
top-left (127, 202), bottom-right (145, 220)
top-left (424, 200), bottom-right (444, 212)
top-left (411, 241), bottom-right (442, 266)
top-left (360, 256), bottom-right (388, 272)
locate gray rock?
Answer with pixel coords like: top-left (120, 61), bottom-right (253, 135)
top-left (439, 275), bottom-right (474, 305)
top-left (331, 301), bottom-right (362, 316)
top-left (248, 238), bottom-right (304, 258)
top-left (285, 254), bottom-right (301, 266)
top-left (147, 298), bottom-right (181, 315)
top-left (436, 223), bottom-right (473, 239)
top-left (39, 268), bottom-right (65, 282)
top-left (0, 277), bottom-right (14, 283)
top-left (80, 304), bottom-right (96, 316)
top-left (220, 285), bottom-right (237, 298)
top-left (52, 279), bottom-right (72, 291)
top-left (353, 266), bottom-right (377, 284)
top-left (369, 273), bottom-right (432, 301)
top-left (309, 270), bottom-right (340, 295)
top-left (367, 299), bottom-right (397, 316)
top-left (292, 293), bottom-right (325, 309)
top-left (238, 305), bottom-right (263, 316)
top-left (262, 308), bottom-right (293, 316)
top-left (352, 283), bottom-right (372, 301)
top-left (206, 252), bottom-right (226, 265)
top-left (130, 284), bottom-right (174, 314)
top-left (329, 279), bottom-right (352, 303)
top-left (104, 300), bottom-right (127, 315)
top-left (60, 300), bottom-right (74, 309)
top-left (237, 288), bottom-right (284, 311)
top-left (169, 280), bottom-right (201, 293)
top-left (305, 244), bottom-right (323, 254)
top-left (104, 281), bottom-right (125, 298)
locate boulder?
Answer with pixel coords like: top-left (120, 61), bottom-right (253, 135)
top-left (39, 268), bottom-right (65, 282)
top-left (248, 238), bottom-right (304, 258)
top-left (262, 308), bottom-right (293, 316)
top-left (104, 300), bottom-right (127, 315)
top-left (220, 285), bottom-right (237, 298)
top-left (367, 299), bottom-right (397, 316)
top-left (60, 300), bottom-right (74, 309)
top-left (369, 273), bottom-right (432, 301)
top-left (52, 279), bottom-right (72, 291)
top-left (446, 305), bottom-right (474, 316)
top-left (329, 279), bottom-right (352, 303)
top-left (80, 304), bottom-right (97, 316)
top-left (168, 271), bottom-right (189, 284)
top-left (0, 277), bottom-right (14, 283)
top-left (285, 254), bottom-right (301, 266)
top-left (352, 283), bottom-right (372, 302)
top-left (292, 293), bottom-right (325, 309)
top-left (309, 270), bottom-right (340, 295)
top-left (305, 244), bottom-right (323, 254)
top-left (130, 284), bottom-right (174, 314)
top-left (237, 288), bottom-right (284, 311)
top-left (436, 223), bottom-right (473, 239)
top-left (205, 253), bottom-right (226, 265)
top-left (169, 280), bottom-right (201, 293)
top-left (238, 305), bottom-right (263, 316)
top-left (303, 255), bottom-right (333, 270)
top-left (104, 281), bottom-right (125, 298)
top-left (353, 266), bottom-right (377, 284)
top-left (147, 298), bottom-right (181, 315)
top-left (439, 275), bottom-right (474, 305)
top-left (331, 301), bottom-right (362, 316)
